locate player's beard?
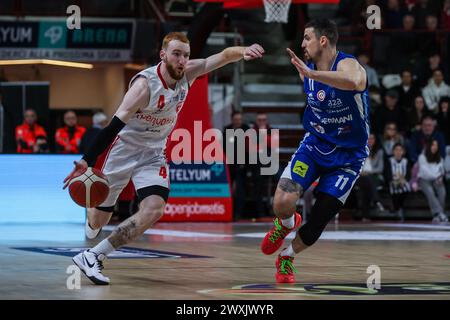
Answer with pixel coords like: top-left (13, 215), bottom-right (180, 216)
top-left (166, 62), bottom-right (184, 80)
top-left (303, 49), bottom-right (312, 63)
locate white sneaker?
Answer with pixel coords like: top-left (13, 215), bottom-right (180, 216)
top-left (85, 220), bottom-right (101, 239)
top-left (72, 250), bottom-right (110, 285)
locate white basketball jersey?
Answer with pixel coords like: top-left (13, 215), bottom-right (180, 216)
top-left (119, 62), bottom-right (190, 149)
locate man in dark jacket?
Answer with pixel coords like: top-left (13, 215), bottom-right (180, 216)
top-left (80, 112), bottom-right (108, 154)
top-left (223, 111), bottom-right (250, 220)
top-left (408, 115), bottom-right (446, 162)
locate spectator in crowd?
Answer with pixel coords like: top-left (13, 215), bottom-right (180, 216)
top-left (376, 90), bottom-right (404, 134)
top-left (368, 86), bottom-right (383, 114)
top-left (15, 109), bottom-right (48, 153)
top-left (247, 112), bottom-right (275, 218)
top-left (79, 112), bottom-right (108, 154)
top-left (422, 69), bottom-right (450, 113)
top-left (418, 14), bottom-right (440, 58)
top-left (385, 143), bottom-right (411, 221)
top-left (444, 145), bottom-right (450, 202)
top-left (354, 133), bottom-right (385, 221)
top-left (442, 0), bottom-right (450, 70)
top-left (55, 110), bottom-right (86, 154)
top-left (442, 0), bottom-right (450, 30)
top-left (416, 139), bottom-right (449, 223)
top-left (393, 69), bottom-right (421, 111)
top-left (34, 135), bottom-right (50, 154)
top-left (368, 86), bottom-right (383, 131)
top-left (384, 0), bottom-right (406, 29)
top-left (412, 0), bottom-right (440, 29)
top-left (380, 122), bottom-right (404, 157)
top-left (357, 53), bottom-right (380, 88)
top-left (404, 0), bottom-right (416, 12)
top-left (436, 97), bottom-right (450, 143)
top-left (417, 53), bottom-right (447, 87)
top-left (389, 14), bottom-right (418, 73)
top-left (407, 95), bottom-right (431, 134)
top-left (425, 14), bottom-right (439, 31)
top-left (408, 115), bottom-right (446, 162)
top-left (223, 110), bottom-right (250, 219)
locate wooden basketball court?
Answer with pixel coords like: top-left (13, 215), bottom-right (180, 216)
top-left (1, 221), bottom-right (449, 300)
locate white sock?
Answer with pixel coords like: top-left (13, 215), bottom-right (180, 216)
top-left (90, 239), bottom-right (115, 257)
top-left (281, 244), bottom-right (296, 257)
top-left (281, 215), bottom-right (295, 229)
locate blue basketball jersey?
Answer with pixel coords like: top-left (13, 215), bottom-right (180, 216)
top-left (302, 51), bottom-right (370, 151)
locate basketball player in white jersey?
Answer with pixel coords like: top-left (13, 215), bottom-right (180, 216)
top-left (63, 32), bottom-right (264, 285)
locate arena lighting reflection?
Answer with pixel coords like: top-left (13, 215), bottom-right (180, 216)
top-left (0, 59), bottom-right (93, 69)
top-left (0, 155), bottom-right (84, 224)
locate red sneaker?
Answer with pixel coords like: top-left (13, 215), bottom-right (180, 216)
top-left (260, 212), bottom-right (302, 255)
top-left (275, 253), bottom-right (297, 283)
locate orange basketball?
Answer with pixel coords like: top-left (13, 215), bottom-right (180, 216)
top-left (68, 167), bottom-right (109, 208)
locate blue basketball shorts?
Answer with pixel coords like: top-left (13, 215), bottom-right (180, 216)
top-left (280, 133), bottom-right (368, 204)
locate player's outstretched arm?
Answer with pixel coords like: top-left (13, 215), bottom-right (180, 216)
top-left (185, 44), bottom-right (264, 83)
top-left (287, 48), bottom-right (366, 91)
top-left (63, 77), bottom-right (149, 188)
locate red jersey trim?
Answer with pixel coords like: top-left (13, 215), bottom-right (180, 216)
top-left (157, 63), bottom-right (169, 90)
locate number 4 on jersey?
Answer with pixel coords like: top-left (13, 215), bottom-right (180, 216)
top-left (159, 166), bottom-right (167, 179)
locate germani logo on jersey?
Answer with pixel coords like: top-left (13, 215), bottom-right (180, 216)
top-left (317, 90), bottom-right (326, 101)
top-left (321, 114), bottom-right (353, 125)
top-left (12, 247), bottom-right (211, 259)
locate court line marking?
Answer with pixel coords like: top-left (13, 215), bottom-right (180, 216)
top-left (370, 223), bottom-right (450, 230)
top-left (237, 231), bottom-right (450, 241)
top-left (103, 226), bottom-right (450, 241)
top-left (103, 225), bottom-right (232, 238)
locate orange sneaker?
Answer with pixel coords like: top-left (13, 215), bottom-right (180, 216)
top-left (275, 253), bottom-right (297, 283)
top-left (260, 212), bottom-right (302, 255)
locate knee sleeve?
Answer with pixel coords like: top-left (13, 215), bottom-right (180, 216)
top-left (298, 192), bottom-right (343, 246)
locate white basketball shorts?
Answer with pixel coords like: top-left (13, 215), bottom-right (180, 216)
top-left (99, 136), bottom-right (169, 207)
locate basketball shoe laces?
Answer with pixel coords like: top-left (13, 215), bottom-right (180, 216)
top-left (88, 250), bottom-right (105, 271)
top-left (279, 257), bottom-right (297, 275)
top-left (97, 260), bottom-right (104, 271)
top-left (269, 219), bottom-right (290, 243)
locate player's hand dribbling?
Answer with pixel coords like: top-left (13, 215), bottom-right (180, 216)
top-left (243, 44), bottom-right (265, 61)
top-left (63, 159), bottom-right (88, 189)
top-left (286, 48), bottom-right (313, 79)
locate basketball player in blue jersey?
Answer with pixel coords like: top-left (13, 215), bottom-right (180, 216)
top-left (260, 19), bottom-right (370, 283)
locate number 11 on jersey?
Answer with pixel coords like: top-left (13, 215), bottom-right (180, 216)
top-left (335, 175), bottom-right (349, 190)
